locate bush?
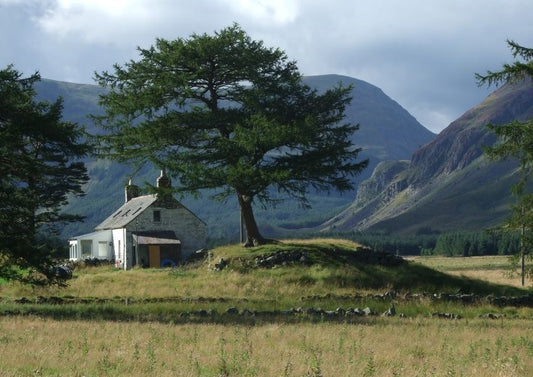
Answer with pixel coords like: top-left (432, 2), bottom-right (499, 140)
top-left (67, 258), bottom-right (114, 270)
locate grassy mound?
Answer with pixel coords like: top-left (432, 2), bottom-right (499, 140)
top-left (0, 239), bottom-right (529, 322)
top-left (207, 239), bottom-right (522, 296)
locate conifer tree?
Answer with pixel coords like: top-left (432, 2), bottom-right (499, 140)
top-left (94, 24), bottom-right (368, 246)
top-left (477, 40), bottom-right (533, 285)
top-left (0, 66), bottom-right (89, 284)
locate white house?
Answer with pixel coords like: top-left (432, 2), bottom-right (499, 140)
top-left (69, 171), bottom-right (206, 269)
top-left (68, 230), bottom-right (113, 260)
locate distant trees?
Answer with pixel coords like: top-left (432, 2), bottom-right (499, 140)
top-left (0, 65), bottom-right (90, 284)
top-left (322, 231), bottom-right (519, 257)
top-left (94, 24), bottom-right (368, 246)
top-left (344, 232), bottom-right (437, 256)
top-left (477, 40), bottom-right (533, 285)
top-left (432, 232), bottom-right (520, 257)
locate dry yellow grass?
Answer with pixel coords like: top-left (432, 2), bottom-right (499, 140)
top-left (0, 266), bottom-right (358, 304)
top-left (1, 316), bottom-right (532, 376)
top-left (2, 247), bottom-right (533, 376)
top-left (0, 239), bottom-right (365, 301)
top-left (447, 269), bottom-right (530, 288)
top-left (407, 255), bottom-right (532, 288)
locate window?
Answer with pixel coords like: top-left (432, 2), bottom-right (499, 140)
top-left (81, 240), bottom-right (92, 258)
top-left (153, 210), bottom-right (161, 222)
top-left (69, 244), bottom-right (78, 259)
top-left (98, 242), bottom-right (108, 258)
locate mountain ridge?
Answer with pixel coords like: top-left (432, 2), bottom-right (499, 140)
top-left (322, 79), bottom-right (533, 234)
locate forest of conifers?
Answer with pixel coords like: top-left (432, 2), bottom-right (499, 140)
top-left (320, 230), bottom-right (521, 257)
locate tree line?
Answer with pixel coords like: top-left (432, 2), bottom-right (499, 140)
top-left (320, 231), bottom-right (521, 256)
top-left (430, 231), bottom-right (520, 257)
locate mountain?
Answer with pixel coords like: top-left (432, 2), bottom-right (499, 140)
top-left (303, 75), bottom-right (434, 162)
top-left (33, 75), bottom-right (435, 242)
top-left (34, 79), bottom-right (105, 124)
top-left (322, 79), bottom-right (533, 234)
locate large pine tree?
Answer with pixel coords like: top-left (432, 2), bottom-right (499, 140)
top-left (94, 24), bottom-right (368, 246)
top-left (0, 66), bottom-right (90, 284)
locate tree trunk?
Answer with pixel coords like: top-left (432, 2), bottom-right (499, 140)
top-left (237, 193), bottom-right (266, 247)
top-left (521, 221), bottom-right (526, 287)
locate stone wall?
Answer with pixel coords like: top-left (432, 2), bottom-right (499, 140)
top-left (125, 201), bottom-right (206, 262)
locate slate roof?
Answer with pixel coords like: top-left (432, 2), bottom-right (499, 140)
top-left (94, 195), bottom-right (158, 231)
top-left (132, 231), bottom-right (181, 245)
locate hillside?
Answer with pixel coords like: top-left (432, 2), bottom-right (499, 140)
top-left (34, 79), bottom-right (105, 124)
top-left (34, 75), bottom-right (435, 242)
top-left (322, 79), bottom-right (533, 234)
top-left (303, 75), bottom-right (434, 161)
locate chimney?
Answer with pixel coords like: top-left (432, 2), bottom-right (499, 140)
top-left (156, 170), bottom-right (171, 189)
top-left (156, 170), bottom-right (172, 202)
top-left (125, 179), bottom-right (140, 203)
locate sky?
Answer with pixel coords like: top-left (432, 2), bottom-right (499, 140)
top-left (1, 0), bottom-right (532, 133)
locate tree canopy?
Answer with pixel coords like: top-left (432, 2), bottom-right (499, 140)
top-left (0, 65), bottom-right (90, 284)
top-left (477, 40), bottom-right (533, 284)
top-left (94, 24), bottom-right (368, 246)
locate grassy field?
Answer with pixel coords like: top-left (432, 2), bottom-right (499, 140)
top-left (407, 255), bottom-right (531, 288)
top-left (1, 239), bottom-right (533, 376)
top-left (2, 316), bottom-right (533, 376)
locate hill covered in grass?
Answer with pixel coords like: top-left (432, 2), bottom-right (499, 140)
top-left (1, 239), bottom-right (529, 324)
top-left (203, 239), bottom-right (523, 296)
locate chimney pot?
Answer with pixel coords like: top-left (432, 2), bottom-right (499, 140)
top-left (125, 179), bottom-right (140, 202)
top-left (157, 170), bottom-right (171, 189)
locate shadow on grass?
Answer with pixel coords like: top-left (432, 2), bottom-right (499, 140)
top-left (231, 243), bottom-right (527, 296)
top-left (2, 242), bottom-right (529, 324)
top-left (0, 304), bottom-right (379, 326)
top-left (343, 262), bottom-right (527, 296)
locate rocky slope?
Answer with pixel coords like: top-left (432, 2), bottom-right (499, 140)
top-left (322, 79), bottom-right (533, 234)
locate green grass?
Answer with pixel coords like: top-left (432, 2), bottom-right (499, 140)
top-left (213, 239), bottom-right (524, 295)
top-left (1, 239), bottom-right (530, 324)
top-left (408, 255), bottom-right (512, 271)
top-left (2, 240), bottom-right (533, 376)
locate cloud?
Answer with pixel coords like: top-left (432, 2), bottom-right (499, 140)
top-left (37, 0), bottom-right (172, 44)
top-left (2, 0), bottom-right (533, 133)
top-left (221, 0), bottom-right (300, 25)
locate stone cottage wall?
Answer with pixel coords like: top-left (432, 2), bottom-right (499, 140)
top-left (125, 201), bottom-right (206, 263)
